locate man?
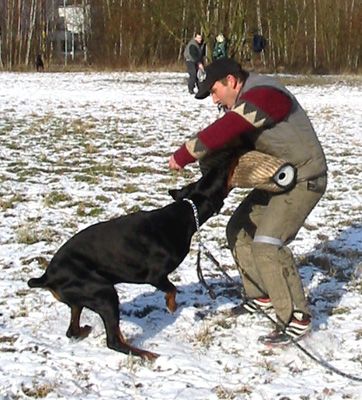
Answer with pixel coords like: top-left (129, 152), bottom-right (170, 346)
top-left (184, 33), bottom-right (206, 94)
top-left (169, 58), bottom-right (327, 345)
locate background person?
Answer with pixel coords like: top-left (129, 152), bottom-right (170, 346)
top-left (183, 33), bottom-right (206, 94)
top-left (168, 58), bottom-right (327, 346)
top-left (212, 33), bottom-right (228, 60)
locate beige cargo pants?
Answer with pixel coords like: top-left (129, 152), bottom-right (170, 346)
top-left (226, 175), bottom-right (327, 325)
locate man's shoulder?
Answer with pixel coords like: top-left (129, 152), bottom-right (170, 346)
top-left (244, 73), bottom-right (288, 92)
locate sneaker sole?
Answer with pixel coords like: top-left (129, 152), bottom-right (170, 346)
top-left (259, 331), bottom-right (310, 348)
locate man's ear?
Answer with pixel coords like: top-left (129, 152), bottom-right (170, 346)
top-left (227, 74), bottom-right (238, 89)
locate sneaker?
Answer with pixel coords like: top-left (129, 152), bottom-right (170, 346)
top-left (230, 297), bottom-right (272, 316)
top-left (243, 297), bottom-right (273, 314)
top-left (258, 329), bottom-right (292, 346)
top-left (258, 312), bottom-right (311, 346)
top-left (285, 311), bottom-right (311, 339)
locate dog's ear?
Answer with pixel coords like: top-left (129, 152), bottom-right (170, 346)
top-left (169, 180), bottom-right (197, 201)
top-left (168, 189), bottom-right (179, 200)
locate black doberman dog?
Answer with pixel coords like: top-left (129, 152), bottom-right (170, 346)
top-left (35, 54), bottom-right (44, 72)
top-left (28, 162), bottom-right (235, 360)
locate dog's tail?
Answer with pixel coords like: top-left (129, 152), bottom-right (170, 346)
top-left (28, 274), bottom-right (48, 288)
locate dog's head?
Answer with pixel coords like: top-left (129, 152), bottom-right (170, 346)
top-left (168, 181), bottom-right (198, 202)
top-left (168, 159), bottom-right (237, 214)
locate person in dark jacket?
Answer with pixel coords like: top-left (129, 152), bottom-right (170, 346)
top-left (169, 58), bottom-right (327, 346)
top-left (212, 33), bottom-right (228, 60)
top-left (183, 33), bottom-right (206, 94)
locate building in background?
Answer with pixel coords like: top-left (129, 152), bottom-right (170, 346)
top-left (50, 0), bottom-right (90, 64)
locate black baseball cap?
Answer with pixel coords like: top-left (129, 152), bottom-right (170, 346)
top-left (195, 58), bottom-right (244, 99)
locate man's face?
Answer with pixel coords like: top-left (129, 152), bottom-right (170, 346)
top-left (210, 75), bottom-right (240, 110)
top-left (195, 34), bottom-right (203, 44)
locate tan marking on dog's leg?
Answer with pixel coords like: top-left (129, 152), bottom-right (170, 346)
top-left (49, 289), bottom-right (61, 301)
top-left (165, 289), bottom-right (177, 313)
top-left (117, 327), bottom-right (159, 360)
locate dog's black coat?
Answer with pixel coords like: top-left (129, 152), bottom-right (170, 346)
top-left (28, 163), bottom-right (233, 359)
top-left (35, 54), bottom-right (44, 72)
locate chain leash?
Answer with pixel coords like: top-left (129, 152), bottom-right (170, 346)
top-left (183, 197), bottom-right (362, 383)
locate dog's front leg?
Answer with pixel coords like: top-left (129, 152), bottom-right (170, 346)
top-left (155, 277), bottom-right (177, 313)
top-left (165, 288), bottom-right (177, 313)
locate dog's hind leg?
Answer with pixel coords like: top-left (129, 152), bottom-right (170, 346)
top-left (89, 285), bottom-right (159, 360)
top-left (66, 305), bottom-right (92, 340)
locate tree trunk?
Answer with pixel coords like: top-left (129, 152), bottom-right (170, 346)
top-left (303, 0), bottom-right (309, 65)
top-left (283, 0), bottom-right (288, 64)
top-left (346, 0), bottom-right (355, 68)
top-left (313, 0), bottom-right (317, 70)
top-left (0, 30), bottom-right (3, 68)
top-left (256, 0), bottom-right (266, 67)
top-left (25, 0), bottom-right (36, 66)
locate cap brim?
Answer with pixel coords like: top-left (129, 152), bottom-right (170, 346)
top-left (195, 88), bottom-right (210, 99)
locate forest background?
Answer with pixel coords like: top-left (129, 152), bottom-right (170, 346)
top-left (0, 0), bottom-right (361, 74)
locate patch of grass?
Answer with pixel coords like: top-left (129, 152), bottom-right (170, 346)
top-left (125, 165), bottom-right (159, 174)
top-left (331, 306), bottom-right (350, 315)
top-left (0, 335), bottom-right (18, 345)
top-left (0, 194), bottom-right (25, 210)
top-left (193, 323), bottom-right (214, 349)
top-left (16, 226), bottom-right (40, 245)
top-left (355, 329), bottom-right (362, 340)
top-left (213, 385), bottom-right (238, 399)
top-left (215, 318), bottom-right (234, 330)
top-left (124, 204), bottom-right (141, 213)
top-left (81, 162), bottom-right (117, 177)
top-left (83, 142), bottom-right (98, 154)
top-left (122, 183), bottom-right (140, 193)
top-left (22, 256), bottom-right (49, 269)
top-left (6, 141), bottom-right (23, 150)
top-left (44, 191), bottom-right (72, 207)
top-left (69, 118), bottom-right (96, 136)
top-left (16, 289), bottom-right (30, 297)
top-left (95, 194), bottom-right (111, 203)
top-left (16, 225), bottom-right (57, 245)
top-left (213, 383), bottom-right (254, 399)
top-left (74, 174), bottom-right (99, 184)
top-left (76, 202), bottom-right (104, 217)
top-left (21, 382), bottom-right (55, 398)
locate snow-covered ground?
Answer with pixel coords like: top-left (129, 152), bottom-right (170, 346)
top-left (0, 71), bottom-right (361, 399)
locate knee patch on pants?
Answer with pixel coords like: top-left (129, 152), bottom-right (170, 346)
top-left (251, 241), bottom-right (294, 324)
top-left (250, 240), bottom-right (309, 324)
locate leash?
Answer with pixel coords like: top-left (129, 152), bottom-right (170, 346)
top-left (183, 200), bottom-right (362, 383)
top-left (234, 257), bottom-right (362, 382)
top-left (243, 291), bottom-right (362, 383)
top-left (183, 198), bottom-right (217, 299)
top-left (184, 198), bottom-right (240, 299)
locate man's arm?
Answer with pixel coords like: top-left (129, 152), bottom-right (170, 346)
top-left (171, 87), bottom-right (292, 169)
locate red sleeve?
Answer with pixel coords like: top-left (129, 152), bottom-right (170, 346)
top-left (242, 86), bottom-right (292, 123)
top-left (172, 86), bottom-right (292, 167)
top-left (198, 112), bottom-right (253, 150)
top-left (198, 87), bottom-right (292, 151)
top-left (173, 143), bottom-right (197, 167)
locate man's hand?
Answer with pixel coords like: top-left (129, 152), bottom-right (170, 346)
top-left (169, 155), bottom-right (182, 170)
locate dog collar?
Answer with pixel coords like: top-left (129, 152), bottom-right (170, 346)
top-left (183, 198), bottom-right (200, 233)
